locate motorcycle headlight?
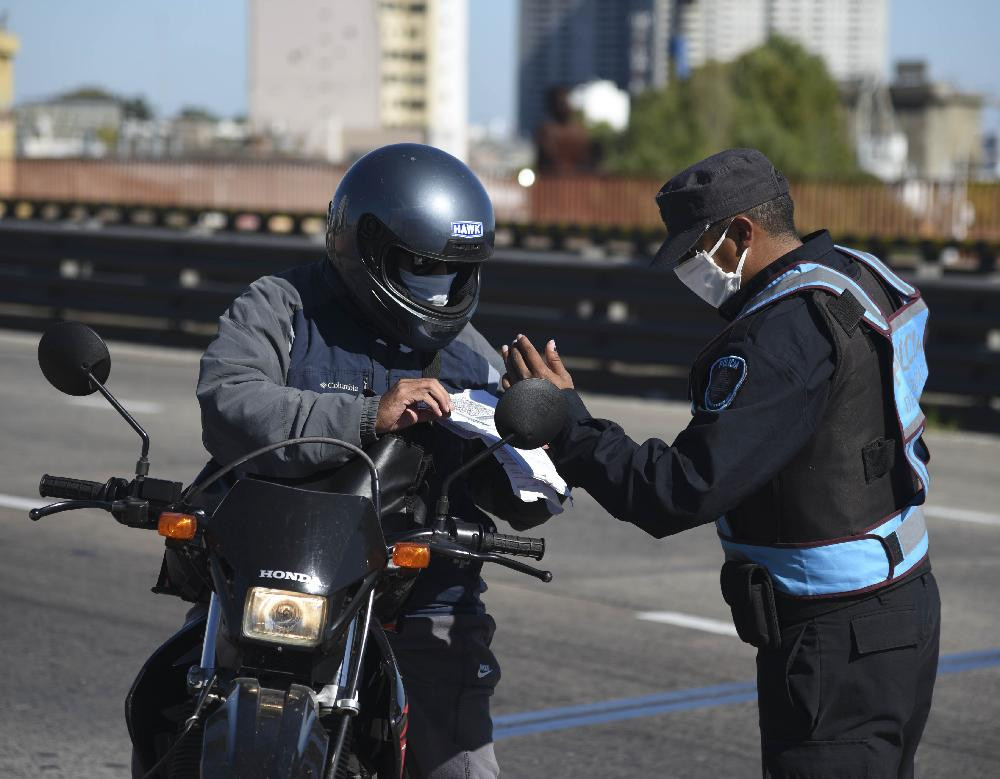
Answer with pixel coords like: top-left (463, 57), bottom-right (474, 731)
top-left (242, 587), bottom-right (327, 648)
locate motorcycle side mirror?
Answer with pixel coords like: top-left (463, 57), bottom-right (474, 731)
top-left (37, 321), bottom-right (111, 396)
top-left (38, 321), bottom-right (152, 476)
top-left (495, 378), bottom-right (568, 450)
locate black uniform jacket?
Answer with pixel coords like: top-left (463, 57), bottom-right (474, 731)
top-left (549, 230), bottom-right (882, 539)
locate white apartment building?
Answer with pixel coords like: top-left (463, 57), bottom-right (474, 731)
top-left (249, 0), bottom-right (468, 162)
top-left (679, 0), bottom-right (888, 82)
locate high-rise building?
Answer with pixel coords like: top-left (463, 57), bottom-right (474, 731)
top-left (675, 0), bottom-right (888, 81)
top-left (517, 0), bottom-right (671, 138)
top-left (766, 0), bottom-right (888, 82)
top-left (889, 61), bottom-right (983, 179)
top-left (0, 21), bottom-right (19, 193)
top-left (249, 0), bottom-right (468, 162)
top-left (675, 0), bottom-right (768, 75)
top-left (517, 0), bottom-right (890, 137)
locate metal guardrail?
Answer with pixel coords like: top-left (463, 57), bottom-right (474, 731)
top-left (0, 220), bottom-right (997, 431)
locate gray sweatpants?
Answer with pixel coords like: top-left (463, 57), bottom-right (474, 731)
top-left (387, 613), bottom-right (501, 779)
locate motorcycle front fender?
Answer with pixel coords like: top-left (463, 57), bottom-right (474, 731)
top-left (201, 678), bottom-right (329, 778)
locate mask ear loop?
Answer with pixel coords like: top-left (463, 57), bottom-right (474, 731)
top-left (734, 246), bottom-right (749, 277)
top-left (708, 218), bottom-right (736, 257)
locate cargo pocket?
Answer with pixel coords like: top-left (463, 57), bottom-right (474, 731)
top-left (785, 621), bottom-right (822, 734)
top-left (764, 738), bottom-right (875, 778)
top-left (456, 617), bottom-right (501, 750)
top-left (850, 608), bottom-right (918, 657)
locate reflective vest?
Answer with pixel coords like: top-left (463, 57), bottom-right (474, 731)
top-left (717, 247), bottom-right (930, 597)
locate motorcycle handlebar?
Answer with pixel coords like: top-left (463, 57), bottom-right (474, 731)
top-left (39, 475), bottom-right (109, 502)
top-left (479, 532), bottom-right (545, 561)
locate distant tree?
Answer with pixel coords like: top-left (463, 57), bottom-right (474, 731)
top-left (56, 87), bottom-right (154, 120)
top-left (177, 106), bottom-right (219, 122)
top-left (58, 86), bottom-right (117, 102)
top-left (122, 96), bottom-right (153, 120)
top-left (602, 37), bottom-right (861, 180)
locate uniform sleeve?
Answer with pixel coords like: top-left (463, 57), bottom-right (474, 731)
top-left (197, 276), bottom-right (377, 477)
top-left (455, 325), bottom-right (556, 530)
top-left (546, 327), bottom-right (835, 538)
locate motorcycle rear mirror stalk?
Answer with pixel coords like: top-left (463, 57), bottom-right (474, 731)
top-left (38, 321), bottom-right (153, 483)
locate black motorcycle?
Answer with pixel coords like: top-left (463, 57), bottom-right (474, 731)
top-left (30, 321), bottom-right (566, 778)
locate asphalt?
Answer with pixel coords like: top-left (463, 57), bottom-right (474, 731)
top-left (0, 329), bottom-right (997, 778)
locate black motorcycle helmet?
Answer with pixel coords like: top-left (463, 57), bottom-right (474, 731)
top-left (326, 143), bottom-right (495, 352)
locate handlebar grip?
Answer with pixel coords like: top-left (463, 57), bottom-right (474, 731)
top-left (39, 475), bottom-right (108, 502)
top-left (481, 532), bottom-right (545, 561)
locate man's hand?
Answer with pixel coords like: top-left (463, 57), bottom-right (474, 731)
top-left (501, 335), bottom-right (574, 391)
top-left (376, 378), bottom-right (452, 434)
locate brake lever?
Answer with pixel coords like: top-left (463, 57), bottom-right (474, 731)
top-left (29, 500), bottom-right (115, 521)
top-left (482, 553), bottom-right (553, 583)
top-left (428, 539), bottom-right (553, 583)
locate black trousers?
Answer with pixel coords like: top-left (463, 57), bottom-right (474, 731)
top-left (757, 572), bottom-right (940, 778)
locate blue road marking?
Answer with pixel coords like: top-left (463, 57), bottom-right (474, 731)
top-left (494, 648), bottom-right (1000, 741)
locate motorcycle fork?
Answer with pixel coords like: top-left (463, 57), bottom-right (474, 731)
top-left (323, 589), bottom-right (376, 779)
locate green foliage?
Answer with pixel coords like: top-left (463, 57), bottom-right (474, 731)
top-left (58, 86), bottom-right (118, 102)
top-left (122, 97), bottom-right (153, 120)
top-left (58, 87), bottom-right (154, 119)
top-left (178, 106), bottom-right (219, 122)
top-left (95, 125), bottom-right (118, 149)
top-left (602, 37), bottom-right (860, 180)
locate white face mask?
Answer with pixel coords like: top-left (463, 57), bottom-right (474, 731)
top-left (673, 221), bottom-right (749, 308)
top-left (399, 269), bottom-right (458, 307)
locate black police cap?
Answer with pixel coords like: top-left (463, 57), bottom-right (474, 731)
top-left (653, 148), bottom-right (789, 267)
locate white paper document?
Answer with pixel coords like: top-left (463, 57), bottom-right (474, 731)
top-left (437, 390), bottom-right (571, 514)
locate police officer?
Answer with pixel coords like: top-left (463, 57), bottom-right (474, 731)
top-left (504, 148), bottom-right (940, 778)
top-left (194, 144), bottom-right (553, 778)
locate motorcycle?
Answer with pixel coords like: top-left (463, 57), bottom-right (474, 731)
top-left (30, 321), bottom-right (567, 778)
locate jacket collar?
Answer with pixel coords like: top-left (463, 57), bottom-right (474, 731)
top-left (718, 230), bottom-right (842, 321)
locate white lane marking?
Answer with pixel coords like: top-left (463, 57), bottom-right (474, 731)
top-left (636, 611), bottom-right (738, 636)
top-left (925, 506), bottom-right (1000, 527)
top-left (66, 396), bottom-right (164, 414)
top-left (0, 493), bottom-right (44, 511)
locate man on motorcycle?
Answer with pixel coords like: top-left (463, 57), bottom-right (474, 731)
top-left (188, 143), bottom-right (552, 778)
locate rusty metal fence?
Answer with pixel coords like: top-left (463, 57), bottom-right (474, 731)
top-left (6, 158), bottom-right (1000, 241)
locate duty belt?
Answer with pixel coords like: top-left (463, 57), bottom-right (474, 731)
top-left (717, 505), bottom-right (929, 597)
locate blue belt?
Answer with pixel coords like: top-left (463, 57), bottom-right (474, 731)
top-left (717, 505), bottom-right (929, 597)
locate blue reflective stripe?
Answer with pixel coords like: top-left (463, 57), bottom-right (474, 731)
top-left (717, 506), bottom-right (928, 597)
top-left (835, 245), bottom-right (916, 297)
top-left (739, 262), bottom-right (888, 331)
top-left (905, 435), bottom-right (931, 491)
top-left (719, 535), bottom-right (890, 596)
top-left (892, 306), bottom-right (930, 435)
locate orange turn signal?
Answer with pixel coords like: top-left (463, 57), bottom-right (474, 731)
top-left (392, 542), bottom-right (431, 569)
top-left (158, 512), bottom-right (198, 540)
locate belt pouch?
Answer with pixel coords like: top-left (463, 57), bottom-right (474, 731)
top-left (720, 561), bottom-right (782, 649)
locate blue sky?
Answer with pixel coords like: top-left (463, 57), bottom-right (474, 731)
top-left (6, 0), bottom-right (998, 132)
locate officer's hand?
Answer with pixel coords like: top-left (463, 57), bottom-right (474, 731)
top-left (501, 335), bottom-right (574, 391)
top-left (376, 378), bottom-right (452, 434)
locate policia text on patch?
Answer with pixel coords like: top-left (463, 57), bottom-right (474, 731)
top-left (503, 148), bottom-right (940, 778)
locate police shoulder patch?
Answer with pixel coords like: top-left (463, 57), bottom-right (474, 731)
top-left (704, 355), bottom-right (748, 411)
